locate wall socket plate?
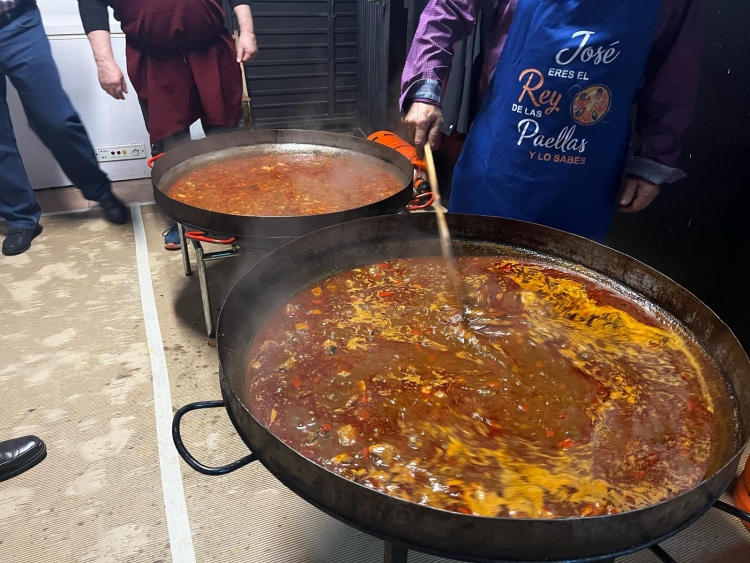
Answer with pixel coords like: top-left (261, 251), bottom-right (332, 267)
top-left (95, 144), bottom-right (147, 162)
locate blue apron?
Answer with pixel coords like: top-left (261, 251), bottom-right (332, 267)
top-left (449, 0), bottom-right (662, 241)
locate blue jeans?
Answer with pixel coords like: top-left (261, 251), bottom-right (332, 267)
top-left (0, 9), bottom-right (111, 229)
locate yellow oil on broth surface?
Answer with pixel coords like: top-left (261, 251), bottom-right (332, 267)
top-left (245, 257), bottom-right (737, 518)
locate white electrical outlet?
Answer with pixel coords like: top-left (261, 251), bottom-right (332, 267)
top-left (95, 144), bottom-right (147, 162)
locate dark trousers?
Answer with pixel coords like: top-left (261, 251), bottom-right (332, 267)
top-left (139, 100), bottom-right (240, 156)
top-left (139, 101), bottom-right (240, 233)
top-left (0, 9), bottom-right (111, 229)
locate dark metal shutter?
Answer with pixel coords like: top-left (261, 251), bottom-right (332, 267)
top-left (357, 0), bottom-right (408, 136)
top-left (357, 0), bottom-right (389, 134)
top-left (228, 1), bottom-right (359, 131)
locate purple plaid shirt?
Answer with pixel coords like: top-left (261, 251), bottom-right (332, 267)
top-left (402, 0), bottom-right (703, 182)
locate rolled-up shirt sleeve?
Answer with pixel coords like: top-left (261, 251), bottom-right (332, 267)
top-left (401, 0), bottom-right (480, 110)
top-left (78, 0), bottom-right (112, 34)
top-left (628, 0), bottom-right (702, 184)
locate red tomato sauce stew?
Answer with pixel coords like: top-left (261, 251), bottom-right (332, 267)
top-left (245, 257), bottom-right (738, 519)
top-left (166, 152), bottom-right (404, 216)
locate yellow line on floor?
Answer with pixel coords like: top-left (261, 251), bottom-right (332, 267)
top-left (131, 203), bottom-right (197, 563)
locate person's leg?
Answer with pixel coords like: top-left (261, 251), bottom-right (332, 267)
top-left (0, 19), bottom-right (46, 255)
top-left (157, 131), bottom-right (192, 154)
top-left (158, 118), bottom-right (237, 249)
top-left (3, 10), bottom-right (129, 224)
top-left (0, 75), bottom-right (44, 255)
top-left (0, 73), bottom-right (40, 230)
top-left (139, 98), bottom-right (191, 156)
top-left (202, 120), bottom-right (241, 138)
top-left (139, 98), bottom-right (191, 249)
top-left (5, 11), bottom-right (111, 202)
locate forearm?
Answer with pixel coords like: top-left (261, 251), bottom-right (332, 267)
top-left (87, 27), bottom-right (127, 99)
top-left (234, 5), bottom-right (255, 35)
top-left (401, 0), bottom-right (482, 110)
top-left (87, 30), bottom-right (116, 65)
top-left (630, 0), bottom-right (702, 182)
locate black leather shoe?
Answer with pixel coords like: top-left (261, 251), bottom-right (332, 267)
top-left (2, 223), bottom-right (43, 256)
top-left (0, 436), bottom-right (46, 481)
top-left (98, 191), bottom-right (130, 225)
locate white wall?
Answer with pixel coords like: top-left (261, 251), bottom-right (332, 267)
top-left (7, 1), bottom-right (149, 189)
top-left (37, 0), bottom-right (92, 30)
top-left (36, 0), bottom-right (122, 33)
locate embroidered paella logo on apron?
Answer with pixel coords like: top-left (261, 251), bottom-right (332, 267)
top-left (571, 85), bottom-right (612, 125)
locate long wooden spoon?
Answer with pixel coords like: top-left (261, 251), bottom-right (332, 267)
top-left (423, 144), bottom-right (467, 309)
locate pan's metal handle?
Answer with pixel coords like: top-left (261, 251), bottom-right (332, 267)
top-left (146, 152), bottom-right (167, 168)
top-left (714, 499), bottom-right (750, 523)
top-left (184, 231), bottom-right (237, 245)
top-left (172, 400), bottom-right (257, 476)
top-left (147, 153), bottom-right (165, 169)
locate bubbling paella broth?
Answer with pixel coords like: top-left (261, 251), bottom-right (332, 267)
top-left (166, 152), bottom-right (404, 216)
top-left (245, 256), bottom-right (738, 519)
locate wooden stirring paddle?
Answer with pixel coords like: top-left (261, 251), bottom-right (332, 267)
top-left (423, 144), bottom-right (467, 309)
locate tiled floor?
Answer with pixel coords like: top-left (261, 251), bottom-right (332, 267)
top-left (0, 209), bottom-right (169, 562)
top-left (0, 202), bottom-right (748, 562)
